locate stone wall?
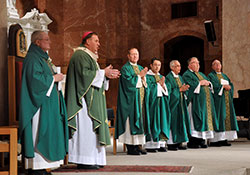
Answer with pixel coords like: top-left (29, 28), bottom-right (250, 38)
top-left (222, 0), bottom-right (250, 97)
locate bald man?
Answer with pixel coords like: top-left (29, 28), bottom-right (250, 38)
top-left (208, 59), bottom-right (238, 146)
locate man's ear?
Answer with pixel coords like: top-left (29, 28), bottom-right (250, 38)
top-left (35, 40), bottom-right (40, 46)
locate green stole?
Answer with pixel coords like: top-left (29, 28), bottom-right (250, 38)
top-left (132, 65), bottom-right (145, 119)
top-left (194, 72), bottom-right (214, 131)
top-left (216, 74), bottom-right (231, 130)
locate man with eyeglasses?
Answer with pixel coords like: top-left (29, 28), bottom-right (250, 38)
top-left (182, 57), bottom-right (219, 149)
top-left (19, 31), bottom-right (68, 175)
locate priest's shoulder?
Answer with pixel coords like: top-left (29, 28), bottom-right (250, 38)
top-left (70, 50), bottom-right (91, 62)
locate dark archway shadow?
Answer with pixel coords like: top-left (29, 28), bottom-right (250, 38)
top-left (164, 36), bottom-right (204, 75)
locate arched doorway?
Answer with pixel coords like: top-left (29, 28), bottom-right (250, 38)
top-left (164, 35), bottom-right (204, 75)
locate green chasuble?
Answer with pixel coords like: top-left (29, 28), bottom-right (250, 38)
top-left (115, 62), bottom-right (150, 139)
top-left (146, 72), bottom-right (171, 142)
top-left (208, 71), bottom-right (239, 132)
top-left (19, 43), bottom-right (68, 161)
top-left (166, 72), bottom-right (191, 143)
top-left (182, 69), bottom-right (219, 132)
top-left (65, 45), bottom-right (110, 146)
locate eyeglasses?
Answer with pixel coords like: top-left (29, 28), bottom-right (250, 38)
top-left (39, 38), bottom-right (50, 41)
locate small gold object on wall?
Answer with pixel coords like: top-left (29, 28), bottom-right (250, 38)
top-left (16, 29), bottom-right (27, 58)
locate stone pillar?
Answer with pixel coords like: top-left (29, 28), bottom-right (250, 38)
top-left (0, 1), bottom-right (8, 125)
top-left (222, 0), bottom-right (250, 97)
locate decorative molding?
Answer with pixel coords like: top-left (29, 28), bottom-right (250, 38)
top-left (7, 4), bottom-right (53, 48)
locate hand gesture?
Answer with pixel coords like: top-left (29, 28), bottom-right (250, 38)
top-left (200, 80), bottom-right (210, 86)
top-left (223, 85), bottom-right (231, 91)
top-left (139, 67), bottom-right (148, 78)
top-left (54, 73), bottom-right (64, 82)
top-left (158, 76), bottom-right (165, 87)
top-left (180, 83), bottom-right (190, 92)
top-left (105, 64), bottom-right (121, 79)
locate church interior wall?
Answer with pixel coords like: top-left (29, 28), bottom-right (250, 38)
top-left (0, 0), bottom-right (248, 126)
top-left (222, 0), bottom-right (250, 97)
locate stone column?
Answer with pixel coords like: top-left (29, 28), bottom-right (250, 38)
top-left (0, 0), bottom-right (8, 125)
top-left (222, 0), bottom-right (250, 97)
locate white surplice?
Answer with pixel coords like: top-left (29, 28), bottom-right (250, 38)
top-left (68, 69), bottom-right (109, 166)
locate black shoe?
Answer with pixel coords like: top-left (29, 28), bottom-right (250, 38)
top-left (209, 141), bottom-right (221, 147)
top-left (28, 169), bottom-right (48, 175)
top-left (200, 144), bottom-right (208, 148)
top-left (187, 143), bottom-right (200, 149)
top-left (77, 164), bottom-right (100, 169)
top-left (219, 140), bottom-right (231, 146)
top-left (168, 144), bottom-right (178, 151)
top-left (126, 145), bottom-right (141, 155)
top-left (136, 145), bottom-right (147, 155)
top-left (178, 144), bottom-right (187, 150)
top-left (146, 149), bottom-right (158, 152)
top-left (158, 147), bottom-right (167, 152)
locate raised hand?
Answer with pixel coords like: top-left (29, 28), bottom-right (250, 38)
top-left (139, 67), bottom-right (148, 78)
top-left (105, 64), bottom-right (121, 79)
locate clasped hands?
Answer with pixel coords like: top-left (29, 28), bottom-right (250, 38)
top-left (180, 84), bottom-right (190, 92)
top-left (200, 80), bottom-right (210, 86)
top-left (139, 67), bottom-right (148, 78)
top-left (105, 65), bottom-right (121, 79)
top-left (223, 85), bottom-right (231, 91)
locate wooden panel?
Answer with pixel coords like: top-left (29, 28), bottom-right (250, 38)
top-left (8, 56), bottom-right (17, 126)
top-left (0, 143), bottom-right (9, 152)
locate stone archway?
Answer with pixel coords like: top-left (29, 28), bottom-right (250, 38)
top-left (160, 31), bottom-right (209, 75)
top-left (164, 35), bottom-right (204, 75)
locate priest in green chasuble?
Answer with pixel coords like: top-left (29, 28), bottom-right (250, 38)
top-left (208, 59), bottom-right (238, 146)
top-left (166, 60), bottom-right (191, 151)
top-left (115, 48), bottom-right (150, 155)
top-left (65, 32), bottom-right (120, 169)
top-left (144, 58), bottom-right (170, 152)
top-left (182, 57), bottom-right (219, 149)
top-left (19, 31), bottom-right (68, 175)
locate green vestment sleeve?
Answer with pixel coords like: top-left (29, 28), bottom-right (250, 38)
top-left (65, 47), bottom-right (110, 145)
top-left (19, 43), bottom-right (68, 161)
top-left (115, 62), bottom-right (150, 139)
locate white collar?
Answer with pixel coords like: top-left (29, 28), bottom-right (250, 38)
top-left (129, 62), bottom-right (137, 66)
top-left (74, 47), bottom-right (99, 61)
top-left (147, 69), bottom-right (160, 75)
top-left (171, 71), bottom-right (179, 78)
top-left (216, 72), bottom-right (222, 74)
top-left (189, 69), bottom-right (194, 72)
